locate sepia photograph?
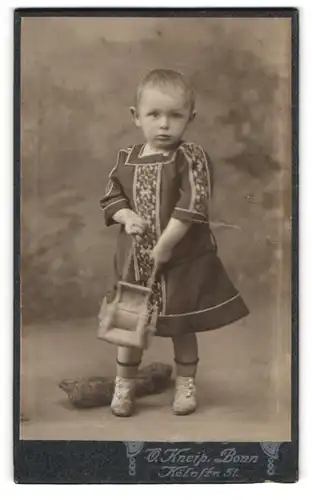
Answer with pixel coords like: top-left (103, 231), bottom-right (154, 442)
top-left (18, 13), bottom-right (293, 447)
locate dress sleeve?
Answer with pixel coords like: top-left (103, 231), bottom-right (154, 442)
top-left (172, 144), bottom-right (214, 224)
top-left (100, 150), bottom-right (130, 226)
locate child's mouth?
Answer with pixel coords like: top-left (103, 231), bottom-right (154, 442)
top-left (156, 135), bottom-right (172, 141)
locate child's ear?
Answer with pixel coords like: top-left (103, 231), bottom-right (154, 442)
top-left (130, 106), bottom-right (140, 126)
top-left (189, 110), bottom-right (197, 123)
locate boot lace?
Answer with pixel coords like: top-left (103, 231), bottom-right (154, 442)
top-left (176, 377), bottom-right (195, 398)
top-left (115, 377), bottom-right (133, 399)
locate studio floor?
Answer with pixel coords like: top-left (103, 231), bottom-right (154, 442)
top-left (20, 307), bottom-right (291, 442)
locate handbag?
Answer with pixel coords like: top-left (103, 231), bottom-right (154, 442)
top-left (98, 247), bottom-right (158, 350)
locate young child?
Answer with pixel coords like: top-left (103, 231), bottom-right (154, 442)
top-left (100, 69), bottom-right (249, 417)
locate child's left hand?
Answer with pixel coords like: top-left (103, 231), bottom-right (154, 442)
top-left (151, 241), bottom-right (173, 267)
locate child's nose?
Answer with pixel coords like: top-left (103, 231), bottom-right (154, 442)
top-left (159, 116), bottom-right (169, 129)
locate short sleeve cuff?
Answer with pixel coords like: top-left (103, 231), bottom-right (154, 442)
top-left (172, 207), bottom-right (208, 224)
top-left (103, 198), bottom-right (129, 226)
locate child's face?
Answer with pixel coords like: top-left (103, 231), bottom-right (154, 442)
top-left (132, 85), bottom-right (195, 151)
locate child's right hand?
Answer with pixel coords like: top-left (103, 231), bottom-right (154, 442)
top-left (124, 211), bottom-right (148, 236)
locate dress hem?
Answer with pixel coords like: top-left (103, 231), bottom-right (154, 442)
top-left (155, 295), bottom-right (249, 337)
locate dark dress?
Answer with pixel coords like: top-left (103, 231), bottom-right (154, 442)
top-left (100, 142), bottom-right (249, 337)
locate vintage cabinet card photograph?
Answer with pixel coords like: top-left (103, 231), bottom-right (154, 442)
top-left (14, 8), bottom-right (298, 484)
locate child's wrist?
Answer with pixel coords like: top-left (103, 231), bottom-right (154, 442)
top-left (113, 208), bottom-right (135, 225)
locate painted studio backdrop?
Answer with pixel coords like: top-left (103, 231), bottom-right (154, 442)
top-left (20, 17), bottom-right (292, 441)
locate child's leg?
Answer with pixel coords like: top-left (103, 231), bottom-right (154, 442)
top-left (111, 346), bottom-right (143, 417)
top-left (172, 333), bottom-right (199, 377)
top-left (116, 346), bottom-right (143, 378)
top-left (172, 333), bottom-right (199, 415)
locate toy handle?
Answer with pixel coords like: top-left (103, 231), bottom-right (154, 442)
top-left (122, 236), bottom-right (158, 286)
top-left (147, 265), bottom-right (158, 289)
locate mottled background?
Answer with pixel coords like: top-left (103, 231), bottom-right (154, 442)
top-left (20, 17), bottom-right (292, 441)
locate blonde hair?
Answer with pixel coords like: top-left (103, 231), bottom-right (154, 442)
top-left (136, 69), bottom-right (195, 111)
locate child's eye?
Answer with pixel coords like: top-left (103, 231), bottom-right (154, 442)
top-left (171, 112), bottom-right (183, 118)
top-left (148, 111), bottom-right (159, 118)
